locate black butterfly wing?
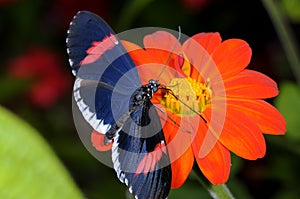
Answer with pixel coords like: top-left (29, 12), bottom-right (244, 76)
top-left (112, 101), bottom-right (171, 199)
top-left (67, 11), bottom-right (140, 133)
top-left (67, 11), bottom-right (172, 199)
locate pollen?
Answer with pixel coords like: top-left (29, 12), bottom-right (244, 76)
top-left (159, 52), bottom-right (212, 116)
top-left (162, 77), bottom-right (211, 116)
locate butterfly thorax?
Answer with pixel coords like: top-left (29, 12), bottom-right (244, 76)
top-left (131, 79), bottom-right (159, 106)
top-left (105, 80), bottom-right (159, 141)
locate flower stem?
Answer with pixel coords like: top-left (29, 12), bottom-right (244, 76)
top-left (192, 169), bottom-right (235, 199)
top-left (261, 0), bottom-right (300, 85)
top-left (208, 184), bottom-right (235, 199)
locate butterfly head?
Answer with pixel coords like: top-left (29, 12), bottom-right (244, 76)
top-left (131, 80), bottom-right (159, 107)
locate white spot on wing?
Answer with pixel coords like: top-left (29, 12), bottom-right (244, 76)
top-left (112, 132), bottom-right (124, 183)
top-left (73, 89), bottom-right (80, 100)
top-left (73, 78), bottom-right (111, 134)
top-left (72, 70), bottom-right (77, 76)
top-left (98, 120), bottom-right (111, 133)
top-left (125, 178), bottom-right (129, 186)
top-left (69, 59), bottom-right (74, 67)
top-left (129, 186), bottom-right (133, 193)
top-left (76, 99), bottom-right (88, 112)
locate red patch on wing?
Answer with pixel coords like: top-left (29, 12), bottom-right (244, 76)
top-left (81, 33), bottom-right (118, 65)
top-left (135, 142), bottom-right (167, 176)
top-left (91, 130), bottom-right (112, 151)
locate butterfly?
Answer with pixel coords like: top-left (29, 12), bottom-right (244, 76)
top-left (66, 11), bottom-right (171, 199)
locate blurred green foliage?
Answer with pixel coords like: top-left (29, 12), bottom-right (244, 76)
top-left (275, 81), bottom-right (300, 139)
top-left (281, 0), bottom-right (300, 23)
top-left (0, 105), bottom-right (84, 199)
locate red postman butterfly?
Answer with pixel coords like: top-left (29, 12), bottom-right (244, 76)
top-left (66, 11), bottom-right (171, 199)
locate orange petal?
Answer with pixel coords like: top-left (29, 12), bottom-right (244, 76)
top-left (212, 39), bottom-right (252, 77)
top-left (203, 107), bottom-right (266, 160)
top-left (197, 142), bottom-right (231, 185)
top-left (227, 99), bottom-right (286, 135)
top-left (169, 145), bottom-right (194, 188)
top-left (183, 33), bottom-right (222, 80)
top-left (121, 40), bottom-right (154, 84)
top-left (192, 119), bottom-right (231, 185)
top-left (121, 40), bottom-right (154, 65)
top-left (223, 69), bottom-right (279, 99)
top-left (91, 130), bottom-right (112, 151)
top-left (143, 31), bottom-right (182, 67)
top-left (144, 31), bottom-right (181, 53)
top-left (122, 40), bottom-right (173, 85)
top-left (182, 35), bottom-right (220, 82)
top-left (159, 110), bottom-right (194, 188)
top-left (191, 32), bottom-right (222, 54)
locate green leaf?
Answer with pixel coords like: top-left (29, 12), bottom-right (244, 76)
top-left (169, 179), bottom-right (210, 199)
top-left (0, 106), bottom-right (84, 199)
top-left (275, 81), bottom-right (300, 139)
top-left (0, 76), bottom-right (31, 101)
top-left (116, 0), bottom-right (155, 31)
top-left (281, 0), bottom-right (300, 23)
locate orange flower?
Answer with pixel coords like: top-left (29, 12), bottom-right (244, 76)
top-left (120, 31), bottom-right (286, 188)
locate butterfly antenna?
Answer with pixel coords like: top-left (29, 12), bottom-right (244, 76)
top-left (160, 87), bottom-right (208, 123)
top-left (153, 104), bottom-right (193, 135)
top-left (155, 26), bottom-right (182, 82)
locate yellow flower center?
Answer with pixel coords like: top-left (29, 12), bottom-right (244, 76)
top-left (161, 53), bottom-right (212, 116)
top-left (162, 77), bottom-right (211, 116)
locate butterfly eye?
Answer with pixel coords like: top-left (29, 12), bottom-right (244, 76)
top-left (135, 92), bottom-right (143, 101)
top-left (148, 79), bottom-right (159, 93)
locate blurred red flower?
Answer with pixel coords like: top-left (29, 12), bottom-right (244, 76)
top-left (51, 0), bottom-right (111, 30)
top-left (0, 0), bottom-right (16, 5)
top-left (7, 47), bottom-right (71, 108)
top-left (180, 0), bottom-right (212, 11)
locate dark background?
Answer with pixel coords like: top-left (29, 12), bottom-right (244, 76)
top-left (0, 0), bottom-right (299, 198)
